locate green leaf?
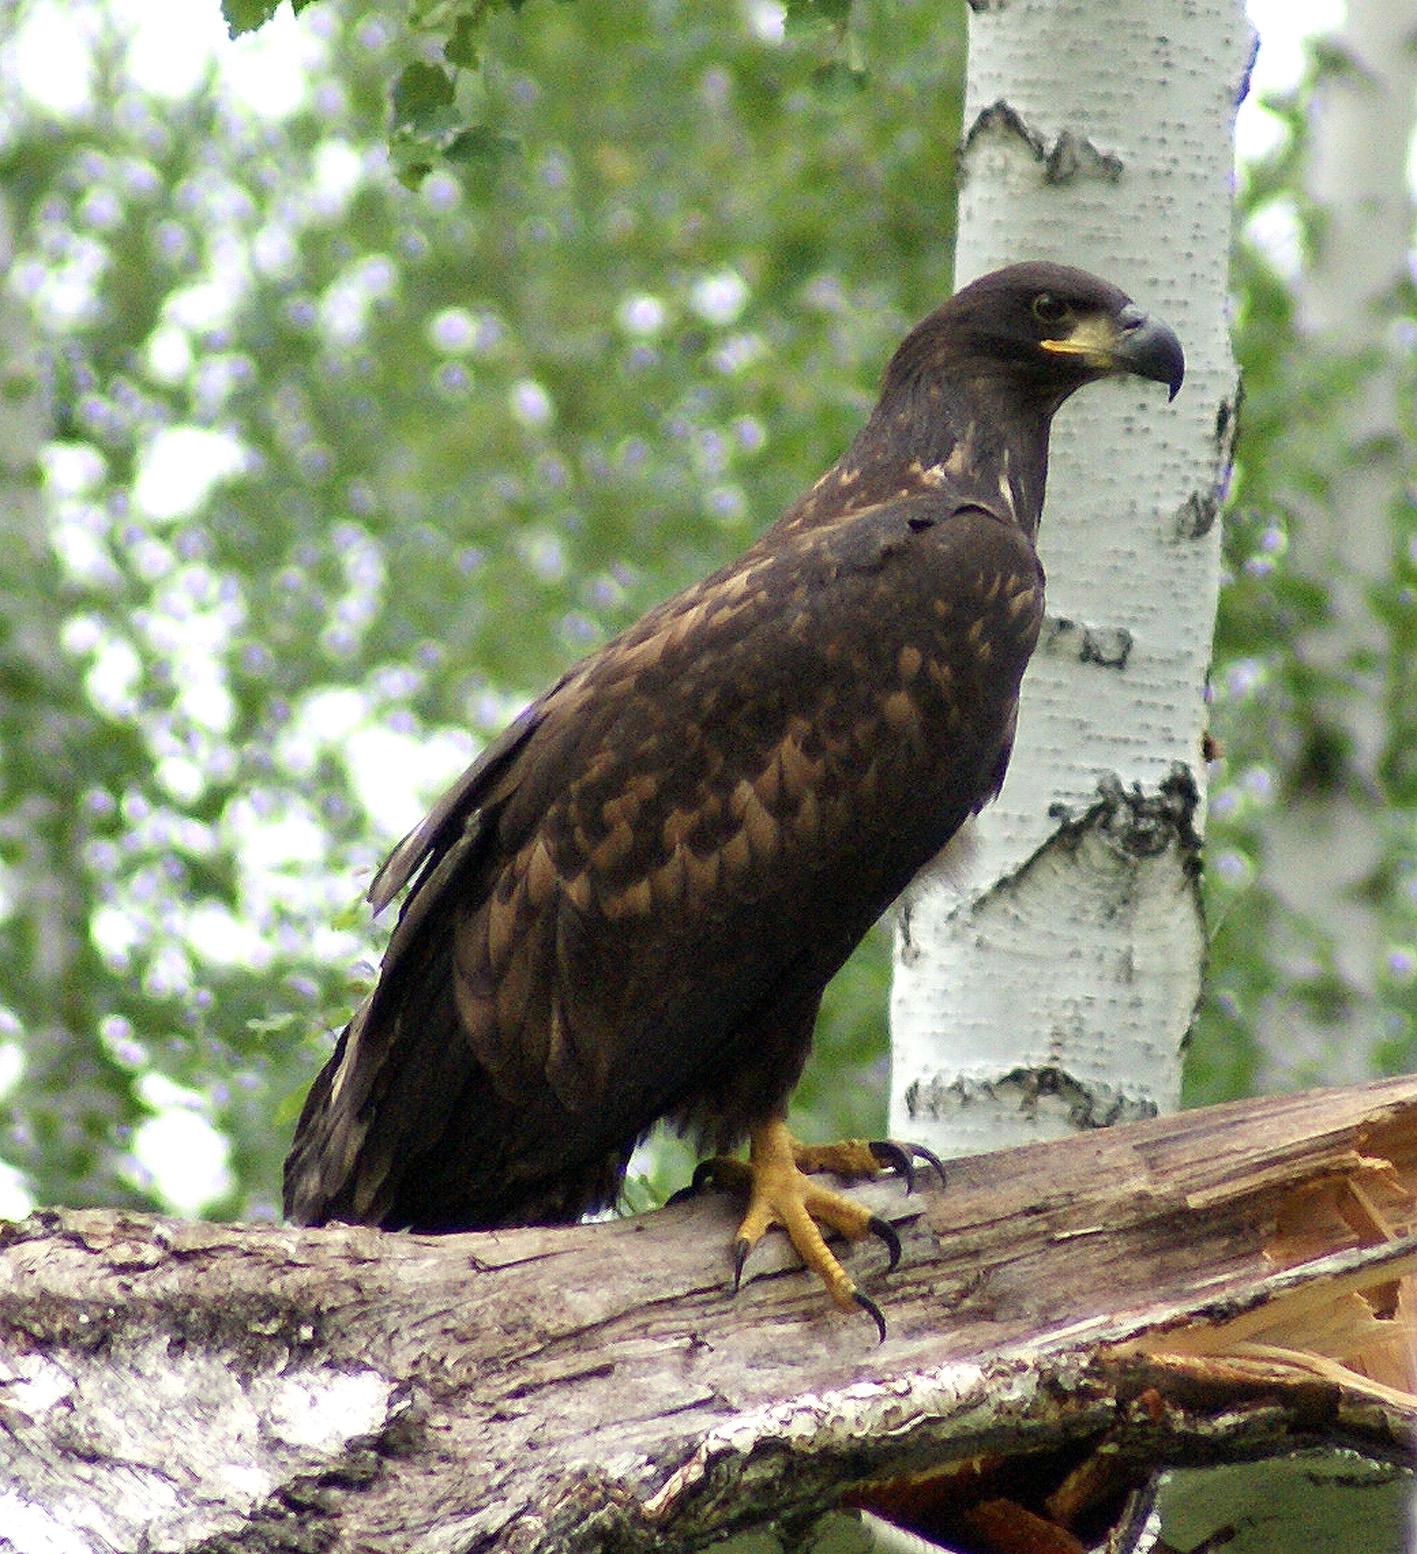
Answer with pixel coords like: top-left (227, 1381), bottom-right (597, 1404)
top-left (221, 0), bottom-right (285, 37)
top-left (445, 15), bottom-right (482, 70)
top-left (784, 0), bottom-right (852, 37)
top-left (444, 125), bottom-right (520, 166)
top-left (387, 127), bottom-right (437, 190)
top-left (391, 61), bottom-right (457, 131)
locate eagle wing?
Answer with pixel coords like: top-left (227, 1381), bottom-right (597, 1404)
top-left (283, 486), bottom-right (1043, 1231)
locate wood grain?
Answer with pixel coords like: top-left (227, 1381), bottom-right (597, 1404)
top-left (1, 1077), bottom-right (1413, 1552)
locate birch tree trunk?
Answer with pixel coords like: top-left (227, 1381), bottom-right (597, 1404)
top-left (890, 0), bottom-right (1251, 1156)
top-left (1255, 0), bottom-right (1417, 1084)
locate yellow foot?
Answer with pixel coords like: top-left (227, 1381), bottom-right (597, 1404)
top-left (792, 1136), bottom-right (947, 1195)
top-left (685, 1118), bottom-right (919, 1340)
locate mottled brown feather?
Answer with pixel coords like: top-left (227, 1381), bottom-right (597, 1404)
top-left (283, 262), bottom-right (1183, 1233)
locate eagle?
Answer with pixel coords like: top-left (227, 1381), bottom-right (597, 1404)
top-left (284, 262), bottom-right (1183, 1332)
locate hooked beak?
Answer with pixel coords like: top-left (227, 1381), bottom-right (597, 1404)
top-left (1040, 302), bottom-right (1185, 400)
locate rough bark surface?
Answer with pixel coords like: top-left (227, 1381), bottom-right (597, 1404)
top-left (1, 1079), bottom-right (1413, 1553)
top-left (890, 0), bottom-right (1251, 1155)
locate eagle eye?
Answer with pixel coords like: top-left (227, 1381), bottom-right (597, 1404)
top-left (1031, 293), bottom-right (1070, 325)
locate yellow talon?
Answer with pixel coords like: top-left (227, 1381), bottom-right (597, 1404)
top-left (790, 1136), bottom-right (885, 1178)
top-left (731, 1118), bottom-right (899, 1333)
top-left (679, 1118), bottom-right (919, 1337)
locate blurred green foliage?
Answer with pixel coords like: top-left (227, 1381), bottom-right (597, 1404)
top-left (224, 0), bottom-right (871, 187)
top-left (1, 0), bottom-right (961, 1217)
top-left (1188, 53), bottom-right (1417, 1102)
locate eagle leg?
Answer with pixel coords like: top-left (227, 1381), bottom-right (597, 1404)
top-left (702, 1117), bottom-right (901, 1339)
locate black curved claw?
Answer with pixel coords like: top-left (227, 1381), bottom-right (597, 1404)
top-left (868, 1140), bottom-right (916, 1192)
top-left (732, 1236), bottom-right (751, 1293)
top-left (853, 1288), bottom-right (887, 1343)
top-left (914, 1142), bottom-right (948, 1188)
top-left (869, 1139), bottom-right (947, 1194)
top-left (867, 1213), bottom-right (901, 1273)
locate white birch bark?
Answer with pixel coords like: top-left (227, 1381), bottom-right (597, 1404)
top-left (1255, 0), bottom-right (1417, 1085)
top-left (890, 0), bottom-right (1251, 1155)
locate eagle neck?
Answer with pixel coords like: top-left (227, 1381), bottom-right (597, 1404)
top-left (853, 372), bottom-right (1057, 539)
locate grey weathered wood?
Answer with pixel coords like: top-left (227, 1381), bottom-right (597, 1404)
top-left (1, 1078), bottom-right (1414, 1552)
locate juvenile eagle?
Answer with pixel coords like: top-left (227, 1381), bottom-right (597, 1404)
top-left (284, 263), bottom-right (1183, 1329)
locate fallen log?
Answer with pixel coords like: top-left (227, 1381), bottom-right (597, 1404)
top-left (0, 1077), bottom-right (1413, 1552)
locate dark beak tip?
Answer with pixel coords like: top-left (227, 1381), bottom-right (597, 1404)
top-left (1167, 351), bottom-right (1185, 400)
top-left (1163, 330), bottom-right (1186, 400)
top-left (1123, 314), bottom-right (1185, 402)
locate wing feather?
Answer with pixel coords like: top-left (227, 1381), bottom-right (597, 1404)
top-left (285, 486), bottom-right (1045, 1229)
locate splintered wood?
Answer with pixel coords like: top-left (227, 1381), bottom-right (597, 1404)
top-left (840, 1082), bottom-right (1417, 1553)
top-left (1127, 1114), bottom-right (1416, 1404)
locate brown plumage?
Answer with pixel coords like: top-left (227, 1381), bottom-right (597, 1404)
top-left (284, 263), bottom-right (1182, 1310)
